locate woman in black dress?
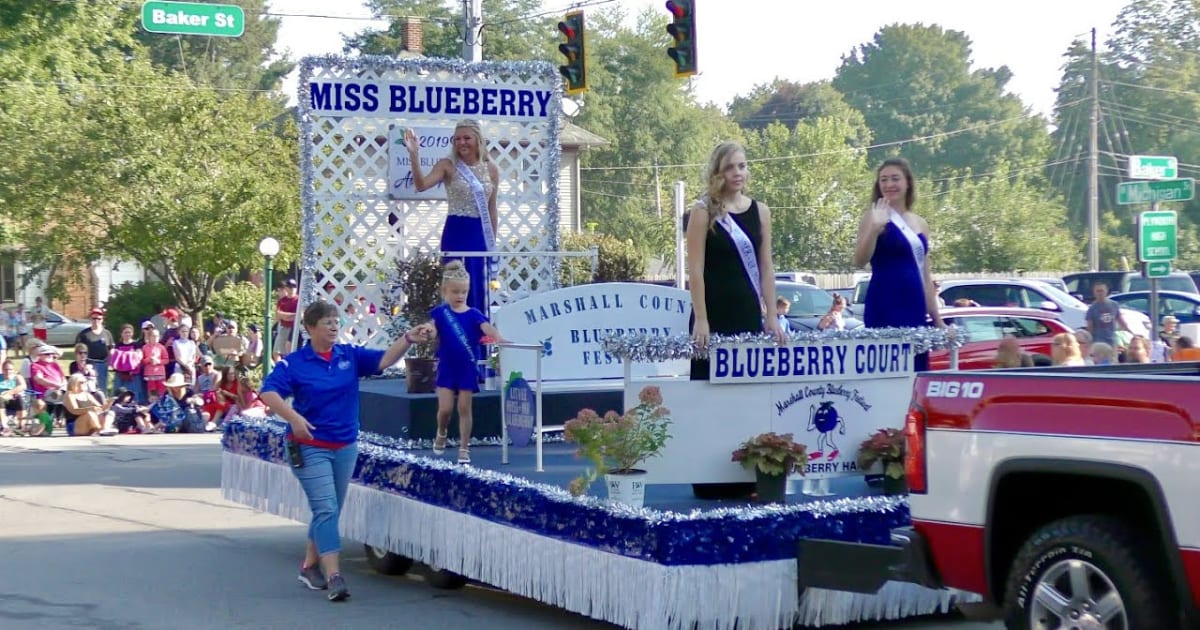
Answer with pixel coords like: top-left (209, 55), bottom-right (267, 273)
top-left (686, 141), bottom-right (784, 380)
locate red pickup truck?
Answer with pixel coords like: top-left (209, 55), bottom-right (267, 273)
top-left (800, 362), bottom-right (1200, 628)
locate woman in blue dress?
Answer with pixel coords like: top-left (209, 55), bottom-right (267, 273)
top-left (852, 158), bottom-right (944, 371)
top-left (404, 120), bottom-right (499, 321)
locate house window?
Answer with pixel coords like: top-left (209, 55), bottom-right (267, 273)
top-left (0, 260), bottom-right (14, 303)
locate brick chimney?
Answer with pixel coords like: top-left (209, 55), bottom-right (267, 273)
top-left (402, 17), bottom-right (423, 55)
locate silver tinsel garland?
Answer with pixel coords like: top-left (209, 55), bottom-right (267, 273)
top-left (598, 326), bottom-right (968, 363)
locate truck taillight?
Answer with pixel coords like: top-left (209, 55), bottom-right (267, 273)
top-left (904, 403), bottom-right (927, 494)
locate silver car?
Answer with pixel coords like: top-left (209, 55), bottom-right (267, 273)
top-left (3, 307), bottom-right (92, 347)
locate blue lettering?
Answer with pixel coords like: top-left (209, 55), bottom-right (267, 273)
top-left (570, 329), bottom-right (581, 344)
top-left (445, 87), bottom-right (462, 114)
top-left (499, 89), bottom-right (516, 116)
top-left (463, 86), bottom-right (480, 115)
top-left (836, 345), bottom-right (848, 374)
top-left (523, 309), bottom-right (538, 325)
top-left (517, 89), bottom-right (534, 118)
top-left (855, 345), bottom-right (866, 373)
top-left (714, 348), bottom-right (729, 378)
top-left (362, 84), bottom-right (379, 111)
top-left (389, 85), bottom-right (407, 111)
top-left (731, 348), bottom-right (745, 378)
top-left (407, 85), bottom-right (424, 113)
top-left (310, 82), bottom-right (333, 110)
top-left (574, 297), bottom-right (587, 312)
top-left (561, 299), bottom-right (573, 314)
top-left (535, 90), bottom-right (551, 117)
top-left (745, 348), bottom-right (760, 378)
top-left (423, 86), bottom-right (443, 114)
top-left (793, 347), bottom-right (804, 375)
top-left (807, 346), bottom-right (820, 375)
top-left (549, 303), bottom-right (562, 318)
top-left (482, 88), bottom-right (498, 116)
top-left (762, 347), bottom-right (775, 377)
top-left (776, 347), bottom-right (790, 376)
top-left (821, 345), bottom-right (835, 374)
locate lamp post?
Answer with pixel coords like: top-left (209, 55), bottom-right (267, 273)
top-left (258, 237), bottom-right (280, 377)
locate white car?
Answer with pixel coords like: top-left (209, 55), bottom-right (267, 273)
top-left (938, 278), bottom-right (1151, 337)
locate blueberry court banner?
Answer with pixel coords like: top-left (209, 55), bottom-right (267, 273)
top-left (296, 55), bottom-right (563, 348)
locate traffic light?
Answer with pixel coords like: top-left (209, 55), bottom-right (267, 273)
top-left (665, 0), bottom-right (697, 77)
top-left (557, 11), bottom-right (587, 94)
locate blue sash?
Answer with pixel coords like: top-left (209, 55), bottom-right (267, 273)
top-left (435, 306), bottom-right (476, 364)
top-left (453, 160), bottom-right (497, 279)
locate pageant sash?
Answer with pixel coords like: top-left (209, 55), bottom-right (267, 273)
top-left (889, 209), bottom-right (926, 273)
top-left (435, 305), bottom-right (476, 364)
top-left (710, 206), bottom-right (763, 306)
top-left (454, 160), bottom-right (497, 279)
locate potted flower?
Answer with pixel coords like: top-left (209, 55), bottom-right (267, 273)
top-left (731, 432), bottom-right (808, 503)
top-left (564, 386), bottom-right (672, 508)
top-left (382, 251), bottom-right (443, 393)
top-left (857, 427), bottom-right (907, 495)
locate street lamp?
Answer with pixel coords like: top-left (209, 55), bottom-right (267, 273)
top-left (258, 236), bottom-right (280, 376)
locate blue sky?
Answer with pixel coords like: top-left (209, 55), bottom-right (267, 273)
top-left (273, 0), bottom-right (1130, 117)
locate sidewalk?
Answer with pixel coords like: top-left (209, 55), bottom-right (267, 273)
top-left (0, 433), bottom-right (222, 452)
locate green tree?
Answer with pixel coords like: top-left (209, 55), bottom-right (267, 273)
top-left (131, 0), bottom-right (293, 91)
top-left (832, 23), bottom-right (1052, 179)
top-left (728, 79), bottom-right (870, 146)
top-left (742, 116), bottom-right (871, 272)
top-left (924, 171), bottom-right (1081, 272)
top-left (347, 0), bottom-right (553, 60)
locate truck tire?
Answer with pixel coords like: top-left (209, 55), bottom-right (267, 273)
top-left (363, 544), bottom-right (414, 576)
top-left (1002, 515), bottom-right (1172, 629)
top-left (428, 568), bottom-right (468, 590)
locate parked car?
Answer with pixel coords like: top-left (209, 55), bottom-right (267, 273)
top-left (929, 307), bottom-right (1071, 370)
top-left (1, 307), bottom-right (89, 347)
top-left (1062, 270), bottom-right (1128, 303)
top-left (776, 281), bottom-right (863, 331)
top-left (1123, 271), bottom-right (1198, 294)
top-left (937, 278), bottom-right (1151, 337)
top-left (1109, 290), bottom-right (1200, 324)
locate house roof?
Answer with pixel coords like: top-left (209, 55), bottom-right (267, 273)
top-left (561, 122), bottom-right (608, 148)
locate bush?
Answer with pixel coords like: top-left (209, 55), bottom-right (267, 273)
top-left (103, 281), bottom-right (174, 337)
top-left (380, 251), bottom-right (443, 358)
top-left (209, 282), bottom-right (267, 335)
top-left (559, 232), bottom-right (646, 285)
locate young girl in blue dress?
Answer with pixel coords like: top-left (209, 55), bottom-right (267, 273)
top-left (429, 261), bottom-right (506, 464)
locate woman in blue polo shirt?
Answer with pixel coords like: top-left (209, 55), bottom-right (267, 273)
top-left (260, 301), bottom-right (431, 603)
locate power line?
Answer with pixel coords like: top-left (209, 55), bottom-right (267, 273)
top-left (1103, 80), bottom-right (1200, 97)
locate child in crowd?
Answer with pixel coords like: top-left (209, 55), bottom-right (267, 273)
top-left (427, 261), bottom-right (507, 464)
top-left (172, 324), bottom-right (198, 385)
top-left (141, 323), bottom-right (170, 398)
top-left (775, 298), bottom-right (792, 334)
top-left (818, 294), bottom-right (848, 331)
top-left (111, 387), bottom-right (155, 434)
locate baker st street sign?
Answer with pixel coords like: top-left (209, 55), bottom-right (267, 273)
top-left (141, 1), bottom-right (245, 37)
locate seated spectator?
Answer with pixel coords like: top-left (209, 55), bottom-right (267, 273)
top-left (1073, 329), bottom-right (1094, 365)
top-left (1089, 342), bottom-right (1116, 366)
top-left (110, 388), bottom-right (154, 434)
top-left (952, 298), bottom-right (981, 308)
top-left (151, 373), bottom-right (208, 433)
top-left (29, 344), bottom-right (66, 423)
top-left (62, 373), bottom-right (116, 436)
top-left (1051, 333), bottom-right (1086, 366)
top-left (1125, 336), bottom-right (1151, 364)
top-left (993, 336), bottom-right (1033, 368)
top-left (1171, 335), bottom-right (1200, 362)
top-left (1, 359), bottom-right (27, 435)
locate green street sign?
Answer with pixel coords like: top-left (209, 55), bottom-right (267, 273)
top-left (1117, 178), bottom-right (1194, 205)
top-left (141, 1), bottom-right (244, 37)
top-left (1128, 155), bottom-right (1178, 180)
top-left (1145, 261), bottom-right (1171, 278)
top-left (1138, 210), bottom-right (1177, 262)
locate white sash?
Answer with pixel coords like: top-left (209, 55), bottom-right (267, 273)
top-left (889, 209), bottom-right (926, 273)
top-left (453, 160), bottom-right (497, 279)
top-left (704, 200), bottom-right (762, 306)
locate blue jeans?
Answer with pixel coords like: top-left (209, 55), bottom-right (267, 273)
top-left (292, 443), bottom-right (358, 556)
top-left (90, 360), bottom-right (109, 394)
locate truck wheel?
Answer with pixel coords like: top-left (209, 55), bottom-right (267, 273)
top-left (1002, 515), bottom-right (1172, 629)
top-left (428, 567), bottom-right (468, 590)
top-left (363, 544), bottom-right (414, 576)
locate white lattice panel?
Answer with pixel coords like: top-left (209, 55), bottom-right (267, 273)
top-left (297, 56), bottom-right (563, 348)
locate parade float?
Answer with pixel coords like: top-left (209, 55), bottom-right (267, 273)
top-left (221, 54), bottom-right (978, 629)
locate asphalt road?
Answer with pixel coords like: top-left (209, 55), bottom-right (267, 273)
top-left (0, 436), bottom-right (1002, 630)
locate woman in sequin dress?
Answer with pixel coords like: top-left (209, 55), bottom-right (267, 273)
top-left (405, 120), bottom-right (500, 321)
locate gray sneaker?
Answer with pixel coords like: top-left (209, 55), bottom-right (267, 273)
top-left (298, 564), bottom-right (327, 590)
top-left (327, 573), bottom-right (350, 602)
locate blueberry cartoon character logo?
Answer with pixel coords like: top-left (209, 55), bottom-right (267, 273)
top-left (540, 337), bottom-right (553, 357)
top-left (807, 401), bottom-right (846, 461)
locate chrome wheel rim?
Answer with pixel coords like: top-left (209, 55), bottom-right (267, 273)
top-left (1030, 558), bottom-right (1127, 630)
top-left (368, 545), bottom-right (389, 560)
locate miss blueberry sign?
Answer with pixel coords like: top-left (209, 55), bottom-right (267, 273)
top-left (308, 80), bottom-right (554, 122)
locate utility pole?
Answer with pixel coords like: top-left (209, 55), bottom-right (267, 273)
top-left (654, 162), bottom-right (663, 219)
top-left (463, 0), bottom-right (483, 62)
top-left (1088, 27), bottom-right (1100, 271)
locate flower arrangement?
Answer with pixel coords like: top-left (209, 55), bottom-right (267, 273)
top-left (731, 432), bottom-right (808, 476)
top-left (563, 386), bottom-right (672, 496)
top-left (856, 427), bottom-right (906, 479)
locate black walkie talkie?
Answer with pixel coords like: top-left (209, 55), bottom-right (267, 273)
top-left (288, 441), bottom-right (305, 468)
